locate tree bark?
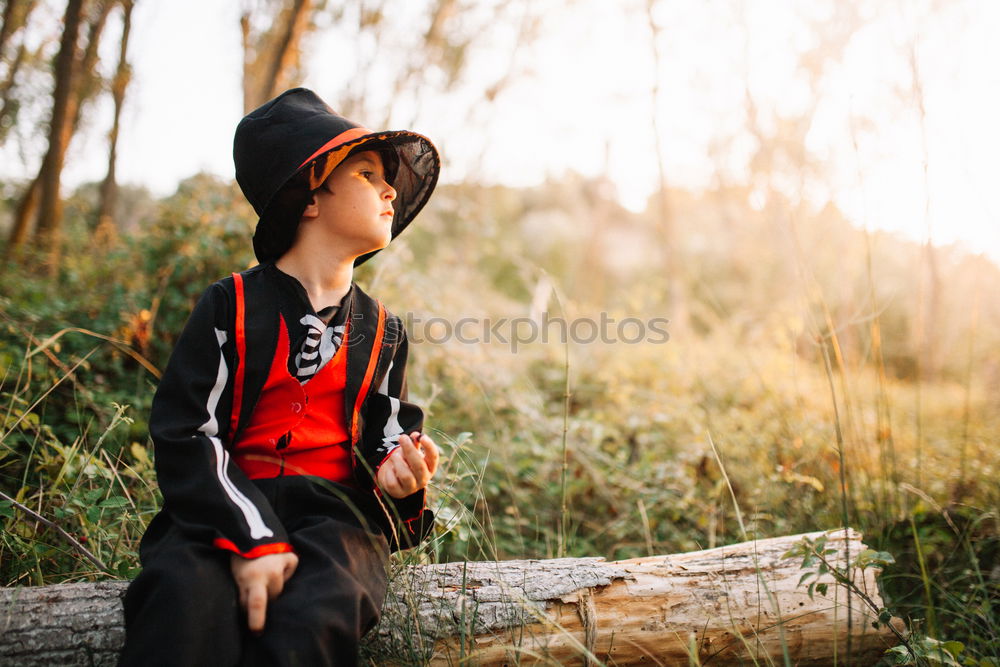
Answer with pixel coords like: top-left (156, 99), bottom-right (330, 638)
top-left (0, 0), bottom-right (37, 60)
top-left (5, 171), bottom-right (39, 254)
top-left (0, 0), bottom-right (14, 56)
top-left (375, 528), bottom-right (904, 665)
top-left (0, 581), bottom-right (125, 667)
top-left (260, 0), bottom-right (310, 105)
top-left (94, 0), bottom-right (133, 243)
top-left (11, 0), bottom-right (114, 263)
top-left (0, 36), bottom-right (27, 141)
top-left (241, 0), bottom-right (313, 113)
top-left (0, 529), bottom-right (903, 666)
top-left (0, 0), bottom-right (40, 137)
top-left (3, 0), bottom-right (42, 248)
top-left (30, 0), bottom-right (85, 268)
top-left (66, 0), bottom-right (115, 140)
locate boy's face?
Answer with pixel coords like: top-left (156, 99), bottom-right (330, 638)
top-left (304, 149), bottom-right (397, 257)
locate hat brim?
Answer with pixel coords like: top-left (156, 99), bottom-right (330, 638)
top-left (253, 130), bottom-right (440, 266)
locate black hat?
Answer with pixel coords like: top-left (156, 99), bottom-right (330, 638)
top-left (234, 88), bottom-right (440, 265)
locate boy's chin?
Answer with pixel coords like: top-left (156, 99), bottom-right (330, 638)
top-left (356, 236), bottom-right (391, 257)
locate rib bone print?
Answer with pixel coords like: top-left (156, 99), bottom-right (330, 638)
top-left (294, 314), bottom-right (345, 383)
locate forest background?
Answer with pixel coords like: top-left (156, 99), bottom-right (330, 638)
top-left (0, 0), bottom-right (997, 662)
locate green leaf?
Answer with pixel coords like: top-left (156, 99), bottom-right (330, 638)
top-left (913, 637), bottom-right (964, 666)
top-left (940, 642), bottom-right (964, 657)
top-left (130, 442), bottom-right (152, 468)
top-left (98, 496), bottom-right (129, 509)
top-left (782, 544), bottom-right (806, 560)
top-left (815, 582), bottom-right (828, 597)
top-left (854, 548), bottom-right (876, 565)
top-left (882, 645), bottom-right (916, 665)
top-left (874, 550), bottom-right (896, 565)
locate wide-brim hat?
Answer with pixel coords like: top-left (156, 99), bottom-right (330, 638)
top-left (234, 87), bottom-right (440, 265)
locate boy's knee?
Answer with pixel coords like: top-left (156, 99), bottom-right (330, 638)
top-left (121, 540), bottom-right (242, 666)
top-left (152, 544), bottom-right (229, 587)
top-left (126, 534), bottom-right (237, 621)
top-left (251, 592), bottom-right (378, 667)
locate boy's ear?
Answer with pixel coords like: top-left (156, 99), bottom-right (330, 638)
top-left (301, 192), bottom-right (320, 220)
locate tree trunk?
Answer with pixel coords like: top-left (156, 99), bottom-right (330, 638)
top-left (3, 0), bottom-right (42, 247)
top-left (0, 0), bottom-right (14, 56)
top-left (0, 0), bottom-right (36, 59)
top-left (30, 0), bottom-right (85, 269)
top-left (0, 529), bottom-right (903, 666)
top-left (67, 0), bottom-right (115, 136)
top-left (375, 528), bottom-right (904, 665)
top-left (5, 171), bottom-right (39, 253)
top-left (0, 581), bottom-right (125, 667)
top-left (16, 0), bottom-right (113, 266)
top-left (0, 37), bottom-right (27, 140)
top-left (94, 0), bottom-right (133, 244)
top-left (260, 0), bottom-right (310, 105)
top-left (241, 0), bottom-right (313, 113)
top-left (0, 0), bottom-right (40, 141)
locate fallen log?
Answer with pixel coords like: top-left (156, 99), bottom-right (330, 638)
top-left (0, 529), bottom-right (903, 666)
top-left (373, 528), bottom-right (906, 665)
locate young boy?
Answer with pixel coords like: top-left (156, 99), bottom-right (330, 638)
top-left (120, 88), bottom-right (441, 666)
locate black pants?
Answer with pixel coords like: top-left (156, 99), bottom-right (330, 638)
top-left (119, 477), bottom-right (390, 667)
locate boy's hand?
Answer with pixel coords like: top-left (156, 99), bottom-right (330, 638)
top-left (230, 551), bottom-right (299, 633)
top-left (376, 432), bottom-right (440, 498)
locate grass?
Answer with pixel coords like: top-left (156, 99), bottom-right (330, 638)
top-left (2, 298), bottom-right (997, 662)
top-left (0, 185), bottom-right (997, 663)
top-left (401, 315), bottom-right (999, 663)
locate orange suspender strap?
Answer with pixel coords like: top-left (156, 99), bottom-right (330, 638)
top-left (350, 302), bottom-right (386, 446)
top-left (229, 272), bottom-right (247, 442)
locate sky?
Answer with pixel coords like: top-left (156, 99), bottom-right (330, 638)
top-left (6, 0), bottom-right (999, 263)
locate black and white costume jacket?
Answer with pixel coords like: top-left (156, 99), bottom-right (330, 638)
top-left (147, 263), bottom-right (433, 557)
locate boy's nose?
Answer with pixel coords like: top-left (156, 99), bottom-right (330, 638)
top-left (383, 183), bottom-right (397, 201)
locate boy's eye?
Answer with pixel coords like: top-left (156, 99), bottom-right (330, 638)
top-left (360, 170), bottom-right (374, 180)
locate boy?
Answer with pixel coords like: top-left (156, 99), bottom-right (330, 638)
top-left (120, 88), bottom-right (441, 666)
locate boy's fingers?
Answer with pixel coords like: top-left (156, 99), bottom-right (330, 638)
top-left (391, 453), bottom-right (418, 492)
top-left (421, 436), bottom-right (440, 476)
top-left (246, 584), bottom-right (268, 633)
top-left (282, 554), bottom-right (298, 582)
top-left (265, 568), bottom-right (287, 600)
top-left (382, 464), bottom-right (402, 497)
top-left (400, 441), bottom-right (428, 481)
top-left (231, 553), bottom-right (299, 634)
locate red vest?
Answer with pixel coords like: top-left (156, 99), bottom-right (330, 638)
top-left (232, 314), bottom-right (353, 483)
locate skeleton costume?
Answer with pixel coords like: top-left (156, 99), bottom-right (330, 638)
top-left (120, 88), bottom-right (440, 667)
